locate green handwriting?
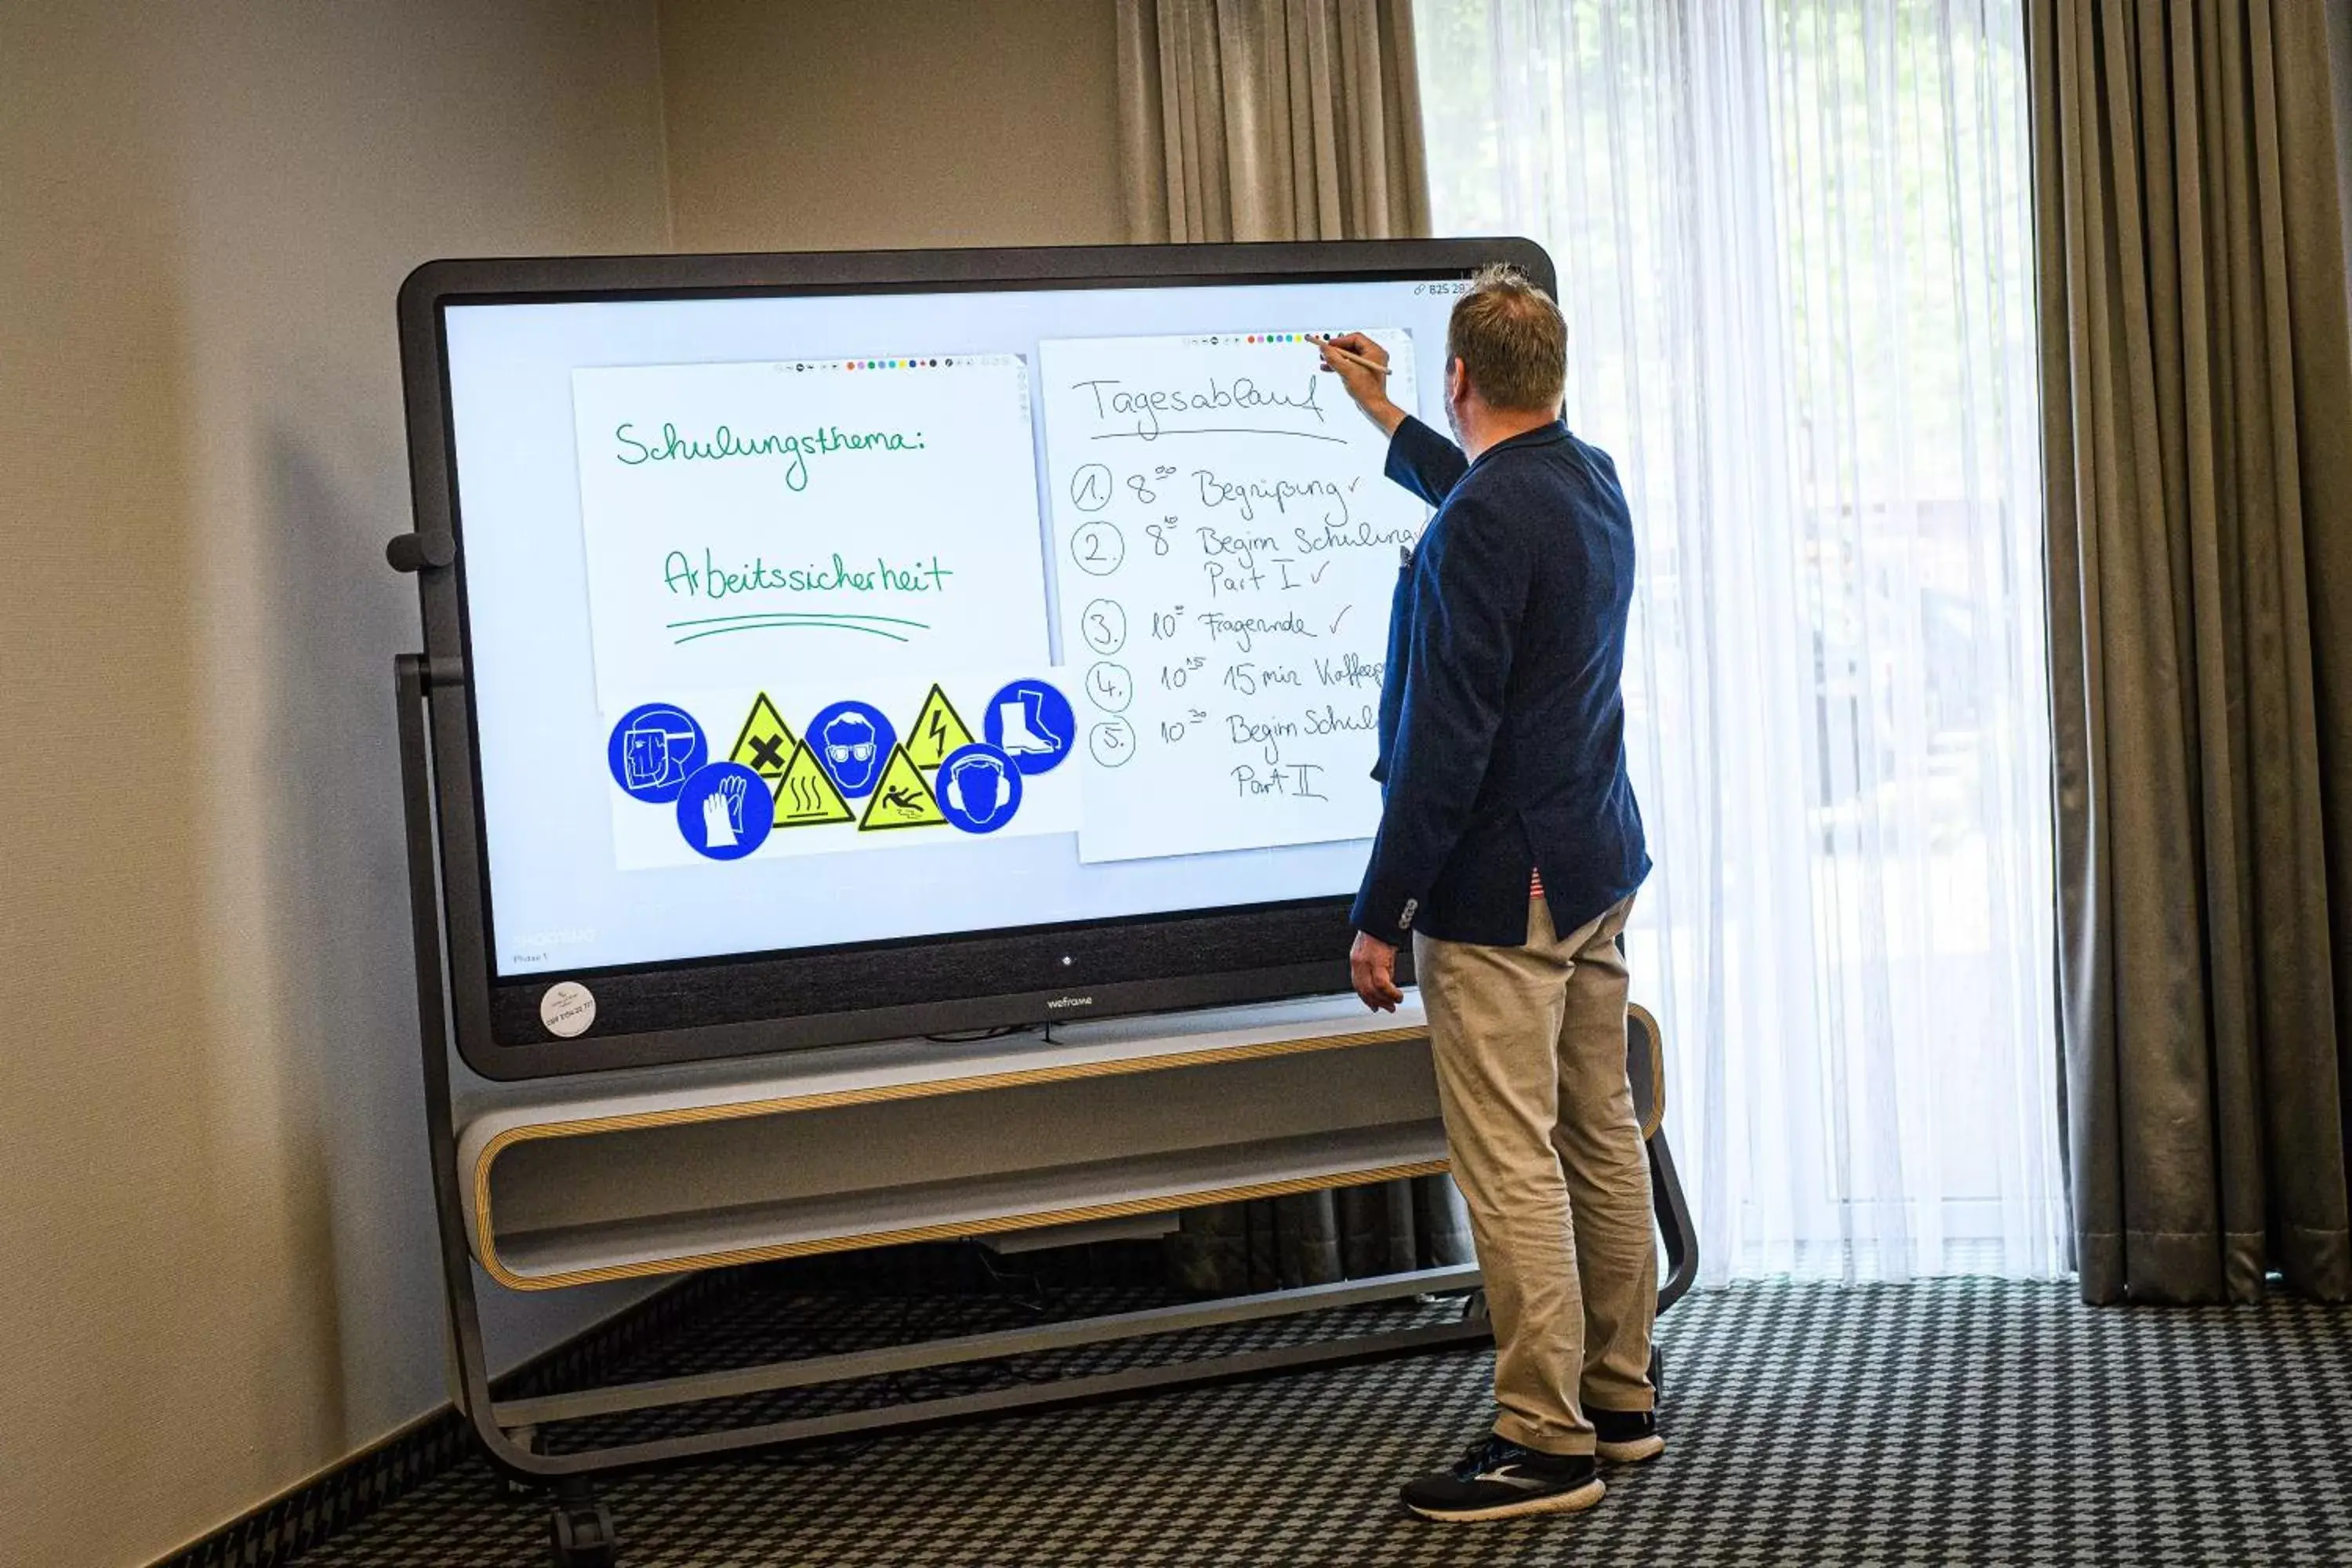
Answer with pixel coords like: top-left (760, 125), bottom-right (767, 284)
top-left (668, 614), bottom-right (925, 647)
top-left (615, 421), bottom-right (927, 492)
top-left (664, 549), bottom-right (954, 601)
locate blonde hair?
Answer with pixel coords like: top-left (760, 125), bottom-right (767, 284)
top-left (1446, 263), bottom-right (1566, 415)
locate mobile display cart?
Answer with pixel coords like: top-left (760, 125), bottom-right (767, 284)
top-left (399, 641), bottom-right (1697, 1567)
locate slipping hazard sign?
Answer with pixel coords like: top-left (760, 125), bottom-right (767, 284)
top-left (728, 692), bottom-right (798, 780)
top-left (857, 743), bottom-right (947, 831)
top-left (771, 737), bottom-right (855, 827)
top-left (904, 683), bottom-right (975, 769)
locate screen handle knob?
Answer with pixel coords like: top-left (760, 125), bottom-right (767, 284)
top-left (387, 530), bottom-right (457, 574)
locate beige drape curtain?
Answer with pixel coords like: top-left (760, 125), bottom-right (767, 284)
top-left (2031, 0), bottom-right (2352, 1303)
top-left (1115, 0), bottom-right (1432, 243)
top-left (1117, 0), bottom-right (1461, 1294)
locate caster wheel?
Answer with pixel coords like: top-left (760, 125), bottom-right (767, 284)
top-left (1649, 1344), bottom-right (1665, 1399)
top-left (549, 1490), bottom-right (619, 1567)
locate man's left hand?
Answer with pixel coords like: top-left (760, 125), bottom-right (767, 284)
top-left (1350, 931), bottom-right (1404, 1012)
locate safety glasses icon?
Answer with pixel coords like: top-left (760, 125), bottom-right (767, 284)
top-left (827, 742), bottom-right (877, 764)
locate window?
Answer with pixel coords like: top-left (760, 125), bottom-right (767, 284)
top-left (1418, 0), bottom-right (2064, 1280)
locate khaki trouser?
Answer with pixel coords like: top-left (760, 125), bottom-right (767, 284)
top-left (1414, 893), bottom-right (1656, 1455)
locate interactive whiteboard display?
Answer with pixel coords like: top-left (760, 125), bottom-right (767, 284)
top-left (441, 273), bottom-right (1475, 978)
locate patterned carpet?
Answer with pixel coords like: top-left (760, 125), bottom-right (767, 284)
top-left (293, 1276), bottom-right (2352, 1567)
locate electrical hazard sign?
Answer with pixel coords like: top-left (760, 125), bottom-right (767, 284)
top-left (727, 692), bottom-right (798, 780)
top-left (904, 683), bottom-right (976, 769)
top-left (770, 737), bottom-right (855, 827)
top-left (856, 743), bottom-right (947, 831)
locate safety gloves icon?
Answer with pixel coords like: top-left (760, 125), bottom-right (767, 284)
top-left (701, 773), bottom-right (749, 848)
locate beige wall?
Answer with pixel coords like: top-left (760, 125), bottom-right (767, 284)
top-left (659, 0), bottom-right (1127, 251)
top-left (1, 3), bottom-right (1127, 1561)
top-left (0, 5), bottom-right (670, 1563)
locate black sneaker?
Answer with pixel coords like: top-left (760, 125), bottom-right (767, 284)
top-left (1400, 1436), bottom-right (1605, 1523)
top-left (1592, 1406), bottom-right (1664, 1465)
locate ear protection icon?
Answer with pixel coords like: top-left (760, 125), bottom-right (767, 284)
top-left (944, 753), bottom-right (1014, 823)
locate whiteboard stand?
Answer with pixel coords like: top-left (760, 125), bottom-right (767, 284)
top-left (394, 650), bottom-right (1697, 1567)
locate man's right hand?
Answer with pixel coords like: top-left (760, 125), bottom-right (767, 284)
top-left (1349, 930), bottom-right (1405, 1013)
top-left (1316, 332), bottom-right (1410, 437)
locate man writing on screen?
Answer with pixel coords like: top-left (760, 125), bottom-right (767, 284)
top-left (1317, 266), bottom-right (1657, 1524)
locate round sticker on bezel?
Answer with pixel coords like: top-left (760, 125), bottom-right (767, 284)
top-left (539, 981), bottom-right (597, 1039)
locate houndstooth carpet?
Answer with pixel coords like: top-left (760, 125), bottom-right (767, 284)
top-left (294, 1276), bottom-right (2352, 1567)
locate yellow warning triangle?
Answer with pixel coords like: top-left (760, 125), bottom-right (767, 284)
top-left (856, 743), bottom-right (948, 831)
top-left (904, 682), bottom-right (976, 769)
top-left (728, 692), bottom-right (799, 781)
top-left (770, 737), bottom-right (855, 828)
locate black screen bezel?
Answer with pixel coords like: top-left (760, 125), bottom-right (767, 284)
top-left (396, 238), bottom-right (1554, 1080)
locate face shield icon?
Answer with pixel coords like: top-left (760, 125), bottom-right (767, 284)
top-left (822, 713), bottom-right (882, 793)
top-left (608, 702), bottom-right (709, 804)
top-left (622, 716), bottom-right (695, 791)
top-left (944, 750), bottom-right (1013, 826)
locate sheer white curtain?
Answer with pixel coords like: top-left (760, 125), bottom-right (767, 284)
top-left (1416, 0), bottom-right (2066, 1282)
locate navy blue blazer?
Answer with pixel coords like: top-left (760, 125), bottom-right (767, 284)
top-left (1351, 416), bottom-right (1650, 947)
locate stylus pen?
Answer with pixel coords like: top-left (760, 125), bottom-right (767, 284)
top-left (1311, 334), bottom-right (1387, 379)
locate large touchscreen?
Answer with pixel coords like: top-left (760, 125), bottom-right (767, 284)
top-left (441, 273), bottom-right (1479, 979)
